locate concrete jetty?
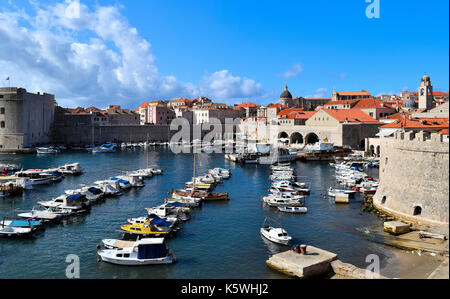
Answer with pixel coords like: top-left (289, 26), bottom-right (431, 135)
top-left (384, 221), bottom-right (410, 235)
top-left (266, 246), bottom-right (337, 278)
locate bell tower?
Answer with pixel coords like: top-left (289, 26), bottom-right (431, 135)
top-left (418, 73), bottom-right (434, 111)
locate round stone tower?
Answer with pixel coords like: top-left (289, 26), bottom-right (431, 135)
top-left (373, 131), bottom-right (449, 229)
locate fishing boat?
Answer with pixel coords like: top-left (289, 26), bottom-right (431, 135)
top-left (120, 218), bottom-right (170, 237)
top-left (14, 169), bottom-right (55, 185)
top-left (97, 238), bottom-right (176, 266)
top-left (260, 217), bottom-right (292, 246)
top-left (128, 214), bottom-right (178, 227)
top-left (172, 190), bottom-right (229, 201)
top-left (278, 206), bottom-right (308, 214)
top-left (127, 215), bottom-right (179, 235)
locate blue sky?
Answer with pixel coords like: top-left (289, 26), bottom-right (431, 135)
top-left (0, 0), bottom-right (448, 108)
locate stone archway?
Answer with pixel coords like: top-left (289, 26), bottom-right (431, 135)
top-left (278, 132), bottom-right (289, 139)
top-left (305, 133), bottom-right (319, 144)
top-left (376, 145), bottom-right (380, 157)
top-left (370, 145), bottom-right (375, 156)
top-left (290, 132), bottom-right (304, 144)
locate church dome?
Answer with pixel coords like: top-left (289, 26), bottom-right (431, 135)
top-left (280, 84), bottom-right (292, 99)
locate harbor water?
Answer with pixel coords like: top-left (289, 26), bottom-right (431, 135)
top-left (0, 148), bottom-right (393, 279)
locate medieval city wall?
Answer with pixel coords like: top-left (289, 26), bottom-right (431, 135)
top-left (373, 131), bottom-right (449, 227)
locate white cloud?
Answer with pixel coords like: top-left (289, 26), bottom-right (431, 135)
top-left (306, 87), bottom-right (329, 98)
top-left (279, 63), bottom-right (303, 79)
top-left (0, 0), bottom-right (263, 108)
top-left (199, 70), bottom-right (263, 100)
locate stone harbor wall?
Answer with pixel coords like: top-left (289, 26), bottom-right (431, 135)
top-left (51, 123), bottom-right (238, 146)
top-left (373, 131), bottom-right (449, 228)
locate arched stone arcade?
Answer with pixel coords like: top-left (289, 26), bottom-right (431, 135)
top-left (290, 132), bottom-right (304, 144)
top-left (305, 133), bottom-right (319, 144)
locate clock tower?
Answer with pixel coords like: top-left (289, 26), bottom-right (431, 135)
top-left (418, 74), bottom-right (434, 111)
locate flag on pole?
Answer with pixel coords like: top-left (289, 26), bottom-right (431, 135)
top-left (5, 77), bottom-right (9, 81)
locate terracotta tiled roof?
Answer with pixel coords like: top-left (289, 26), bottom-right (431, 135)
top-left (383, 112), bottom-right (410, 120)
top-left (335, 90), bottom-right (371, 96)
top-left (353, 98), bottom-right (396, 110)
top-left (277, 108), bottom-right (305, 116)
top-left (288, 111), bottom-right (317, 120)
top-left (380, 117), bottom-right (449, 130)
top-left (235, 102), bottom-right (258, 109)
top-left (268, 103), bottom-right (287, 109)
top-left (321, 109), bottom-right (380, 123)
top-left (439, 129), bottom-right (449, 135)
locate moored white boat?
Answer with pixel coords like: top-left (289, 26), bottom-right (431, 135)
top-left (0, 226), bottom-right (34, 238)
top-left (97, 238), bottom-right (176, 266)
top-left (260, 218), bottom-right (292, 246)
top-left (58, 163), bottom-right (83, 175)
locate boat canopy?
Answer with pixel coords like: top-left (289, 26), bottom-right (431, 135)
top-left (3, 219), bottom-right (41, 227)
top-left (137, 243), bottom-right (168, 259)
top-left (66, 194), bottom-right (86, 201)
top-left (88, 187), bottom-right (103, 195)
top-left (165, 202), bottom-right (185, 207)
top-left (109, 177), bottom-right (129, 184)
top-left (148, 214), bottom-right (173, 227)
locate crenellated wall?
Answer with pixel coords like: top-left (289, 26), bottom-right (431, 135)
top-left (373, 131), bottom-right (449, 228)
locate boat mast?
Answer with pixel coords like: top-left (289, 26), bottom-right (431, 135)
top-left (192, 152), bottom-right (196, 192)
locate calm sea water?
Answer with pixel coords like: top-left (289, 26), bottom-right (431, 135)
top-left (0, 148), bottom-right (390, 279)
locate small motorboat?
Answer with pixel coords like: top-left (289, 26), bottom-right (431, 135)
top-left (359, 187), bottom-right (377, 194)
top-left (95, 180), bottom-right (122, 196)
top-left (36, 147), bottom-right (60, 154)
top-left (327, 187), bottom-right (357, 197)
top-left (58, 163), bottom-right (84, 175)
top-left (278, 206), bottom-right (307, 214)
top-left (117, 175), bottom-right (145, 188)
top-left (0, 226), bottom-right (34, 238)
top-left (260, 217), bottom-right (292, 246)
top-left (38, 194), bottom-right (90, 213)
top-left (92, 143), bottom-right (118, 153)
top-left (18, 207), bottom-right (63, 222)
top-left (1, 218), bottom-right (42, 228)
top-left (97, 238), bottom-right (176, 266)
top-left (108, 177), bottom-right (132, 190)
top-left (14, 169), bottom-right (55, 185)
top-left (120, 218), bottom-right (170, 237)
